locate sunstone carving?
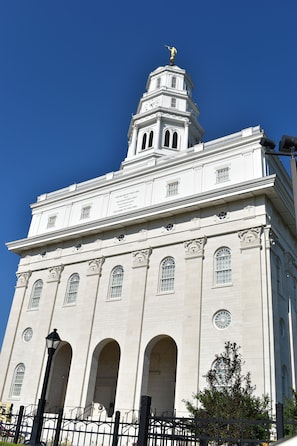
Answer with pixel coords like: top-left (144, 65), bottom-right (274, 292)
top-left (238, 227), bottom-right (262, 250)
top-left (184, 237), bottom-right (207, 258)
top-left (132, 248), bottom-right (152, 268)
top-left (16, 271), bottom-right (31, 288)
top-left (47, 265), bottom-right (64, 282)
top-left (87, 257), bottom-right (105, 276)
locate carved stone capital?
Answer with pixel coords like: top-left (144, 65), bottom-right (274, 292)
top-left (132, 248), bottom-right (152, 268)
top-left (47, 265), bottom-right (64, 282)
top-left (87, 257), bottom-right (105, 276)
top-left (238, 227), bottom-right (262, 250)
top-left (184, 237), bottom-right (207, 259)
top-left (16, 271), bottom-right (31, 288)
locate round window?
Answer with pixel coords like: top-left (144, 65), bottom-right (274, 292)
top-left (23, 327), bottom-right (33, 342)
top-left (213, 310), bottom-right (231, 329)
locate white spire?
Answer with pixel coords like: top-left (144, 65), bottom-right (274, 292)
top-left (122, 64), bottom-right (204, 171)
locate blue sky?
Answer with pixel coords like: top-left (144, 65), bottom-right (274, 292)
top-left (0, 0), bottom-right (296, 350)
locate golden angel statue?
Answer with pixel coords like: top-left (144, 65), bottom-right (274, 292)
top-left (165, 45), bottom-right (177, 65)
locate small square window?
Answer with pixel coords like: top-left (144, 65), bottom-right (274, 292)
top-left (47, 215), bottom-right (57, 229)
top-left (167, 181), bottom-right (179, 197)
top-left (80, 206), bottom-right (91, 219)
top-left (216, 167), bottom-right (230, 183)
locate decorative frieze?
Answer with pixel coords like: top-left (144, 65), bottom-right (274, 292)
top-left (16, 271), bottom-right (31, 288)
top-left (238, 227), bottom-right (262, 250)
top-left (87, 257), bottom-right (105, 276)
top-left (184, 237), bottom-right (207, 259)
top-left (132, 248), bottom-right (152, 268)
top-left (47, 265), bottom-right (64, 283)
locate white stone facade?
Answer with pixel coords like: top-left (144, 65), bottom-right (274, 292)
top-left (0, 63), bottom-right (297, 418)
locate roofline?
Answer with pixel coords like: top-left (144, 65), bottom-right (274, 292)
top-left (7, 175), bottom-right (294, 254)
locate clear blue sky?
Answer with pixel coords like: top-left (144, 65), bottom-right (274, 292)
top-left (0, 1), bottom-right (296, 350)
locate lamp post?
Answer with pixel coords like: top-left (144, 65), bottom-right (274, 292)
top-left (29, 329), bottom-right (61, 446)
top-left (260, 135), bottom-right (297, 234)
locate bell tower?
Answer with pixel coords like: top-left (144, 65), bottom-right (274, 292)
top-left (122, 63), bottom-right (204, 170)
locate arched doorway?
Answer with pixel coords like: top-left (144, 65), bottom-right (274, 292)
top-left (141, 336), bottom-right (177, 415)
top-left (46, 342), bottom-right (72, 413)
top-left (86, 339), bottom-right (120, 417)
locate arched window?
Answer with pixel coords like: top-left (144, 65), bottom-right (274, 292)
top-left (65, 274), bottom-right (80, 304)
top-left (156, 77), bottom-right (161, 88)
top-left (163, 129), bottom-right (178, 149)
top-left (159, 257), bottom-right (175, 292)
top-left (141, 131), bottom-right (154, 150)
top-left (148, 131), bottom-right (154, 147)
top-left (171, 76), bottom-right (176, 88)
top-left (109, 266), bottom-right (124, 299)
top-left (212, 358), bottom-right (228, 389)
top-left (10, 363), bottom-right (25, 398)
top-left (172, 131), bottom-right (178, 148)
top-left (29, 280), bottom-right (43, 309)
top-left (164, 130), bottom-right (170, 147)
top-left (141, 133), bottom-right (147, 151)
top-left (215, 247), bottom-right (232, 285)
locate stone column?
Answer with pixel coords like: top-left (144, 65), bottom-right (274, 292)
top-left (115, 248), bottom-right (151, 412)
top-left (175, 237), bottom-right (206, 414)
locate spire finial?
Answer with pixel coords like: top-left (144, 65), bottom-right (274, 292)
top-left (164, 45), bottom-right (177, 65)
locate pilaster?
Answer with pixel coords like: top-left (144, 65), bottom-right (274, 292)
top-left (0, 270), bottom-right (32, 399)
top-left (115, 248), bottom-right (151, 412)
top-left (175, 237), bottom-right (207, 414)
top-left (238, 227), bottom-right (268, 397)
top-left (68, 258), bottom-right (105, 410)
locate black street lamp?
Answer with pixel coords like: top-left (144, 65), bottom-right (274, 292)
top-left (260, 135), bottom-right (297, 233)
top-left (29, 329), bottom-right (61, 446)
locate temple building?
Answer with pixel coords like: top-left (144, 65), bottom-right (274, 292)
top-left (0, 56), bottom-right (296, 418)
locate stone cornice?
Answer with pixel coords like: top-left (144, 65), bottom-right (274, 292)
top-left (7, 176), bottom-right (287, 255)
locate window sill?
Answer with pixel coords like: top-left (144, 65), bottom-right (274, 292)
top-left (156, 291), bottom-right (175, 296)
top-left (212, 283), bottom-right (233, 289)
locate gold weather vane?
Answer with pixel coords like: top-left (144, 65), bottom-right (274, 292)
top-left (164, 45), bottom-right (177, 65)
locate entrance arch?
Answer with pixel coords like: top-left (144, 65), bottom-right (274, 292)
top-left (46, 342), bottom-right (72, 413)
top-left (86, 339), bottom-right (120, 417)
top-left (141, 335), bottom-right (177, 415)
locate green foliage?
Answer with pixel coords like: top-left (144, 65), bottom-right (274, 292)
top-left (0, 443), bottom-right (19, 446)
top-left (284, 389), bottom-right (297, 436)
top-left (184, 342), bottom-right (271, 444)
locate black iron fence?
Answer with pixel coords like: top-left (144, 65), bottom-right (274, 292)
top-left (0, 396), bottom-right (296, 446)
